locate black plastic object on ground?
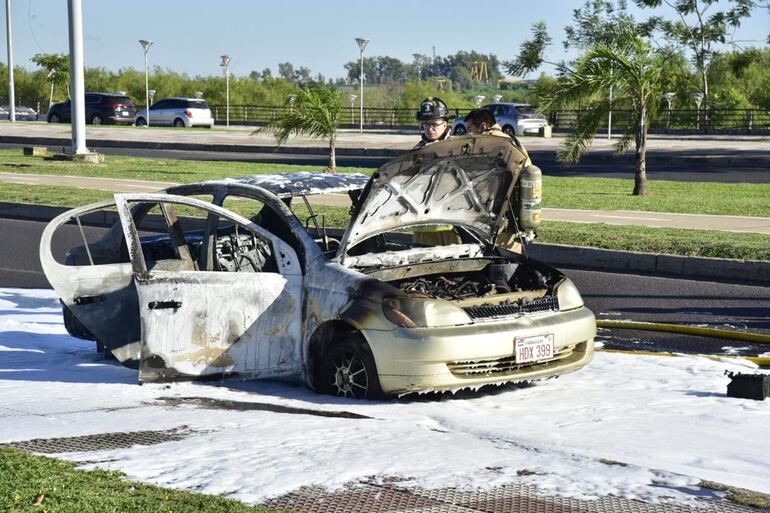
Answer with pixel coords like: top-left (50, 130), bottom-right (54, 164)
top-left (725, 371), bottom-right (770, 400)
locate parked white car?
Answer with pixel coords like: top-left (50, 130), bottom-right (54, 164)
top-left (135, 97), bottom-right (214, 128)
top-left (453, 103), bottom-right (549, 136)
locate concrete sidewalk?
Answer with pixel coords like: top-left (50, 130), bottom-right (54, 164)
top-left (2, 171), bottom-right (769, 235)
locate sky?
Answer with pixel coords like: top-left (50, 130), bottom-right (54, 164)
top-left (3, 0), bottom-right (768, 80)
top-left (1, 286), bottom-right (769, 505)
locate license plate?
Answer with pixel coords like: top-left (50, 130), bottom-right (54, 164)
top-left (515, 334), bottom-right (554, 363)
top-left (121, 111), bottom-right (129, 116)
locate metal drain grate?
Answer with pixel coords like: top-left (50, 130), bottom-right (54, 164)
top-left (264, 481), bottom-right (760, 513)
top-left (0, 426), bottom-right (192, 454)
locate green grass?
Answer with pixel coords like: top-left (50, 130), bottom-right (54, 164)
top-left (543, 176), bottom-right (770, 217)
top-left (1, 149), bottom-right (769, 216)
top-left (0, 447), bottom-right (279, 513)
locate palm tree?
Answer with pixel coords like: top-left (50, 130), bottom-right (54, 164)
top-left (256, 85), bottom-right (343, 172)
top-left (543, 37), bottom-right (666, 195)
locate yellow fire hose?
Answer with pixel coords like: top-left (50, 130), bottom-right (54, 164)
top-left (595, 319), bottom-right (770, 367)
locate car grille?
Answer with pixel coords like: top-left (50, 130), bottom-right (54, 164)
top-left (447, 343), bottom-right (579, 378)
top-left (463, 296), bottom-right (559, 320)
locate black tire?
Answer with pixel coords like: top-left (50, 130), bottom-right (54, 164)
top-left (317, 335), bottom-right (384, 399)
top-left (502, 124), bottom-right (516, 136)
top-left (91, 114), bottom-right (103, 125)
top-left (453, 124), bottom-right (467, 135)
top-left (48, 113), bottom-right (60, 123)
top-left (135, 117), bottom-right (147, 127)
top-left (173, 118), bottom-right (185, 128)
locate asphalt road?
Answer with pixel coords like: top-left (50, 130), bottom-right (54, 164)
top-left (1, 142), bottom-right (769, 183)
top-left (4, 217), bottom-right (769, 358)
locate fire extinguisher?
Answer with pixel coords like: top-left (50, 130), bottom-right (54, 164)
top-left (517, 164), bottom-right (542, 238)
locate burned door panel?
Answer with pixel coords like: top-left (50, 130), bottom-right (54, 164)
top-left (135, 272), bottom-right (301, 382)
top-left (114, 193), bottom-right (303, 383)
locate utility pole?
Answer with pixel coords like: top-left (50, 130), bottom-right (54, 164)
top-left (5, 0), bottom-right (15, 122)
top-left (67, 0), bottom-right (87, 154)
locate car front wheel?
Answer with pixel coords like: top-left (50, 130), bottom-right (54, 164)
top-left (173, 118), bottom-right (185, 128)
top-left (91, 114), bottom-right (103, 125)
top-left (48, 114), bottom-right (60, 123)
top-left (135, 117), bottom-right (147, 127)
top-left (453, 124), bottom-right (467, 135)
top-left (317, 336), bottom-right (383, 399)
top-left (502, 124), bottom-right (516, 136)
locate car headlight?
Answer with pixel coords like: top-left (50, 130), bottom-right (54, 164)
top-left (555, 278), bottom-right (584, 311)
top-left (382, 297), bottom-right (473, 328)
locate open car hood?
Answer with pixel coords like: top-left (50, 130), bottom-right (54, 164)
top-left (337, 135), bottom-right (529, 261)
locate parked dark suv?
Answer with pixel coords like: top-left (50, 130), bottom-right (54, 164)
top-left (46, 93), bottom-right (136, 125)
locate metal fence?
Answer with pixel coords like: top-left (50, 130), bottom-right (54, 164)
top-left (210, 104), bottom-right (770, 134)
top-left (549, 108), bottom-right (770, 135)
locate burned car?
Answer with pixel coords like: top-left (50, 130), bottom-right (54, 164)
top-left (40, 136), bottom-right (595, 398)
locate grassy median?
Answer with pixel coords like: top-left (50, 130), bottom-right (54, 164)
top-left (1, 150), bottom-right (769, 261)
top-left (0, 447), bottom-right (278, 513)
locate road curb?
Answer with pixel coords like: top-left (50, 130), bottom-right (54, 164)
top-left (1, 134), bottom-right (769, 168)
top-left (527, 242), bottom-right (770, 286)
top-left (3, 201), bottom-right (768, 286)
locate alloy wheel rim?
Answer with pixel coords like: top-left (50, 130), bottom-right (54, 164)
top-left (332, 353), bottom-right (369, 398)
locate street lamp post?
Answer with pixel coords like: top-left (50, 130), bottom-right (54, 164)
top-left (663, 92), bottom-right (675, 131)
top-left (474, 95), bottom-right (486, 107)
top-left (148, 89), bottom-right (156, 106)
top-left (139, 39), bottom-right (153, 128)
top-left (692, 92), bottom-right (703, 132)
top-left (47, 69), bottom-right (56, 109)
top-left (355, 37), bottom-right (369, 133)
top-left (412, 53), bottom-right (425, 84)
top-left (220, 55), bottom-right (230, 127)
top-left (5, 0), bottom-right (15, 122)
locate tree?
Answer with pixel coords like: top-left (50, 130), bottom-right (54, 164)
top-left (507, 4), bottom-right (667, 195)
top-left (255, 85), bottom-right (343, 171)
top-left (278, 62), bottom-right (295, 82)
top-left (30, 53), bottom-right (70, 103)
top-left (545, 38), bottom-right (666, 195)
top-left (634, 0), bottom-right (765, 108)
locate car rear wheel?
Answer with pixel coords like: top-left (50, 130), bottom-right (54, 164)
top-left (502, 124), bottom-right (515, 136)
top-left (173, 118), bottom-right (185, 128)
top-left (91, 114), bottom-right (103, 125)
top-left (135, 117), bottom-right (147, 127)
top-left (453, 124), bottom-right (467, 135)
top-left (317, 335), bottom-right (383, 399)
top-left (48, 114), bottom-right (60, 123)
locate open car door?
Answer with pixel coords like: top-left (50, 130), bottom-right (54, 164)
top-left (114, 193), bottom-right (303, 383)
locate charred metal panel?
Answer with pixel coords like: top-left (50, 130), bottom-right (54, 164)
top-left (345, 243), bottom-right (485, 269)
top-left (136, 271), bottom-right (301, 382)
top-left (207, 172), bottom-right (371, 198)
top-left (338, 136), bottom-right (528, 260)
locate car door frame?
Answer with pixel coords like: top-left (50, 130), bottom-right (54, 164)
top-left (114, 193), bottom-right (304, 383)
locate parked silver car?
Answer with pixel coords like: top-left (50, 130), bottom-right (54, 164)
top-left (40, 136), bottom-right (595, 398)
top-left (453, 103), bottom-right (549, 136)
top-left (135, 97), bottom-right (214, 128)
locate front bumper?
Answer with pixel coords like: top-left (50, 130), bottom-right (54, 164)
top-left (362, 306), bottom-right (596, 395)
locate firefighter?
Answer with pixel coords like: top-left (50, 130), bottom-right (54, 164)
top-left (412, 97), bottom-right (462, 245)
top-left (465, 108), bottom-right (539, 252)
top-left (414, 97), bottom-right (453, 149)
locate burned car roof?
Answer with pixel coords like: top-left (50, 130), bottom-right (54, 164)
top-left (206, 172), bottom-right (370, 198)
